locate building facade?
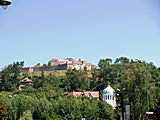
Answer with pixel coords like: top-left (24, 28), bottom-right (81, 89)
top-left (102, 85), bottom-right (116, 108)
top-left (49, 58), bottom-right (94, 70)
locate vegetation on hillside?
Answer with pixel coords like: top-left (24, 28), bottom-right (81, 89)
top-left (0, 57), bottom-right (160, 119)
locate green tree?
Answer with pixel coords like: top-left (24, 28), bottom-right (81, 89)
top-left (19, 110), bottom-right (33, 120)
top-left (119, 62), bottom-right (155, 119)
top-left (98, 58), bottom-right (112, 69)
top-left (114, 57), bottom-right (129, 64)
top-left (97, 101), bottom-right (114, 120)
top-left (0, 100), bottom-right (7, 120)
top-left (0, 61), bottom-right (24, 91)
top-left (65, 69), bottom-right (90, 91)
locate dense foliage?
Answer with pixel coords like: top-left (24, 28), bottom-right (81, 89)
top-left (0, 57), bottom-right (160, 119)
top-left (0, 92), bottom-right (115, 120)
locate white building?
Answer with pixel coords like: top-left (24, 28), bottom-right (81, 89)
top-left (102, 85), bottom-right (116, 108)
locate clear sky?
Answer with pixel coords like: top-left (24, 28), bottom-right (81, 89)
top-left (0, 0), bottom-right (160, 68)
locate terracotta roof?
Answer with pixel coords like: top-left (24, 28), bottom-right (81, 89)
top-left (20, 78), bottom-right (33, 83)
top-left (86, 63), bottom-right (94, 66)
top-left (48, 58), bottom-right (95, 69)
top-left (73, 61), bottom-right (83, 65)
top-left (33, 64), bottom-right (41, 68)
top-left (50, 58), bottom-right (58, 62)
top-left (51, 61), bottom-right (66, 66)
top-left (58, 61), bottom-right (66, 64)
top-left (65, 58), bottom-right (75, 62)
top-left (73, 91), bottom-right (99, 99)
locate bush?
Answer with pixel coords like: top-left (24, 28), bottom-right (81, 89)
top-left (19, 110), bottom-right (33, 120)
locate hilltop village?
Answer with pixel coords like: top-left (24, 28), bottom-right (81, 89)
top-left (21, 58), bottom-right (95, 75)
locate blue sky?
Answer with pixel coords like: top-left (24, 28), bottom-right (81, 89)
top-left (0, 0), bottom-right (160, 67)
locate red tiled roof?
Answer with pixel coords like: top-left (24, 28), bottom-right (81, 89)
top-left (73, 61), bottom-right (83, 65)
top-left (65, 58), bottom-right (75, 62)
top-left (20, 78), bottom-right (33, 83)
top-left (50, 58), bottom-right (58, 62)
top-left (49, 58), bottom-right (95, 68)
top-left (73, 91), bottom-right (99, 98)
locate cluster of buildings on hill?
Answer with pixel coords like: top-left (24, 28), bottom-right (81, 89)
top-left (21, 58), bottom-right (95, 72)
top-left (49, 58), bottom-right (94, 70)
